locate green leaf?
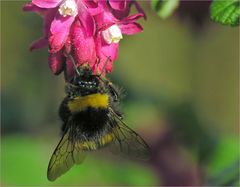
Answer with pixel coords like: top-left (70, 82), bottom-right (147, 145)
top-left (151, 0), bottom-right (179, 19)
top-left (206, 136), bottom-right (240, 186)
top-left (210, 0), bottom-right (240, 26)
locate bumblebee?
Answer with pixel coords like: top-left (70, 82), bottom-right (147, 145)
top-left (47, 63), bottom-right (150, 181)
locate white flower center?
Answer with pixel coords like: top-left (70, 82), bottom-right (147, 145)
top-left (102, 24), bottom-right (123, 44)
top-left (59, 0), bottom-right (78, 17)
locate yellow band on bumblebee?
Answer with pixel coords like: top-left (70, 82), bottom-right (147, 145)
top-left (68, 93), bottom-right (109, 112)
top-left (81, 133), bottom-right (114, 150)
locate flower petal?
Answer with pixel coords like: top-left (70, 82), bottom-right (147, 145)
top-left (29, 8), bottom-right (57, 51)
top-left (96, 56), bottom-right (113, 74)
top-left (30, 37), bottom-right (48, 51)
top-left (110, 1), bottom-right (131, 20)
top-left (48, 51), bottom-right (65, 75)
top-left (133, 1), bottom-right (147, 20)
top-left (43, 8), bottom-right (58, 36)
top-left (95, 34), bottom-right (119, 73)
top-left (65, 58), bottom-right (74, 80)
top-left (84, 0), bottom-right (103, 16)
top-left (119, 22), bottom-right (143, 35)
top-left (32, 0), bottom-right (61, 8)
top-left (101, 42), bottom-right (119, 62)
top-left (70, 20), bottom-right (97, 68)
top-left (94, 10), bottom-right (117, 31)
top-left (84, 0), bottom-right (98, 9)
top-left (120, 13), bottom-right (144, 24)
top-left (77, 0), bottom-right (95, 36)
top-left (109, 0), bottom-right (127, 11)
top-left (49, 13), bottom-right (75, 53)
top-left (110, 1), bottom-right (146, 20)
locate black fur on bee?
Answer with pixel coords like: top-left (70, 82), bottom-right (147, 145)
top-left (47, 64), bottom-right (150, 181)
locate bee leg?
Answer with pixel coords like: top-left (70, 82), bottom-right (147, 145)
top-left (108, 82), bottom-right (119, 102)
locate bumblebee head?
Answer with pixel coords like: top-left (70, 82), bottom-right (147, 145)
top-left (69, 65), bottom-right (100, 96)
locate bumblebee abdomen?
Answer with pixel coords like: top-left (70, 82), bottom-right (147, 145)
top-left (68, 93), bottom-right (109, 113)
top-left (72, 108), bottom-right (109, 133)
top-left (80, 132), bottom-right (115, 150)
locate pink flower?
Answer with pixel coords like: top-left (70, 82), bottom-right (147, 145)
top-left (24, 0), bottom-right (95, 53)
top-left (93, 2), bottom-right (144, 74)
top-left (23, 0), bottom-right (96, 75)
top-left (65, 20), bottom-right (97, 78)
top-left (23, 0), bottom-right (146, 79)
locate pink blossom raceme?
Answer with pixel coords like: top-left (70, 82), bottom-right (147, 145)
top-left (23, 0), bottom-right (146, 79)
top-left (24, 0), bottom-right (95, 53)
top-left (23, 0), bottom-right (96, 75)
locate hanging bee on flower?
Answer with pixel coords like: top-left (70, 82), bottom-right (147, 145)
top-left (47, 56), bottom-right (151, 181)
top-left (23, 0), bottom-right (148, 182)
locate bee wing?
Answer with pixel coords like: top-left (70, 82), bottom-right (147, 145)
top-left (109, 109), bottom-right (151, 160)
top-left (47, 127), bottom-right (86, 181)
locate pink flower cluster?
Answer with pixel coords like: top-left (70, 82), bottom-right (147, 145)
top-left (23, 0), bottom-right (145, 79)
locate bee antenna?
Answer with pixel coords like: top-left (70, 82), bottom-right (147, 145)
top-left (99, 56), bottom-right (111, 76)
top-left (68, 54), bottom-right (80, 76)
top-left (96, 58), bottom-right (100, 69)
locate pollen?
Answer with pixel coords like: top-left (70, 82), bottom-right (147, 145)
top-left (59, 0), bottom-right (78, 17)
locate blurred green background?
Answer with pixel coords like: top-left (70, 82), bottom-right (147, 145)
top-left (1, 1), bottom-right (239, 186)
